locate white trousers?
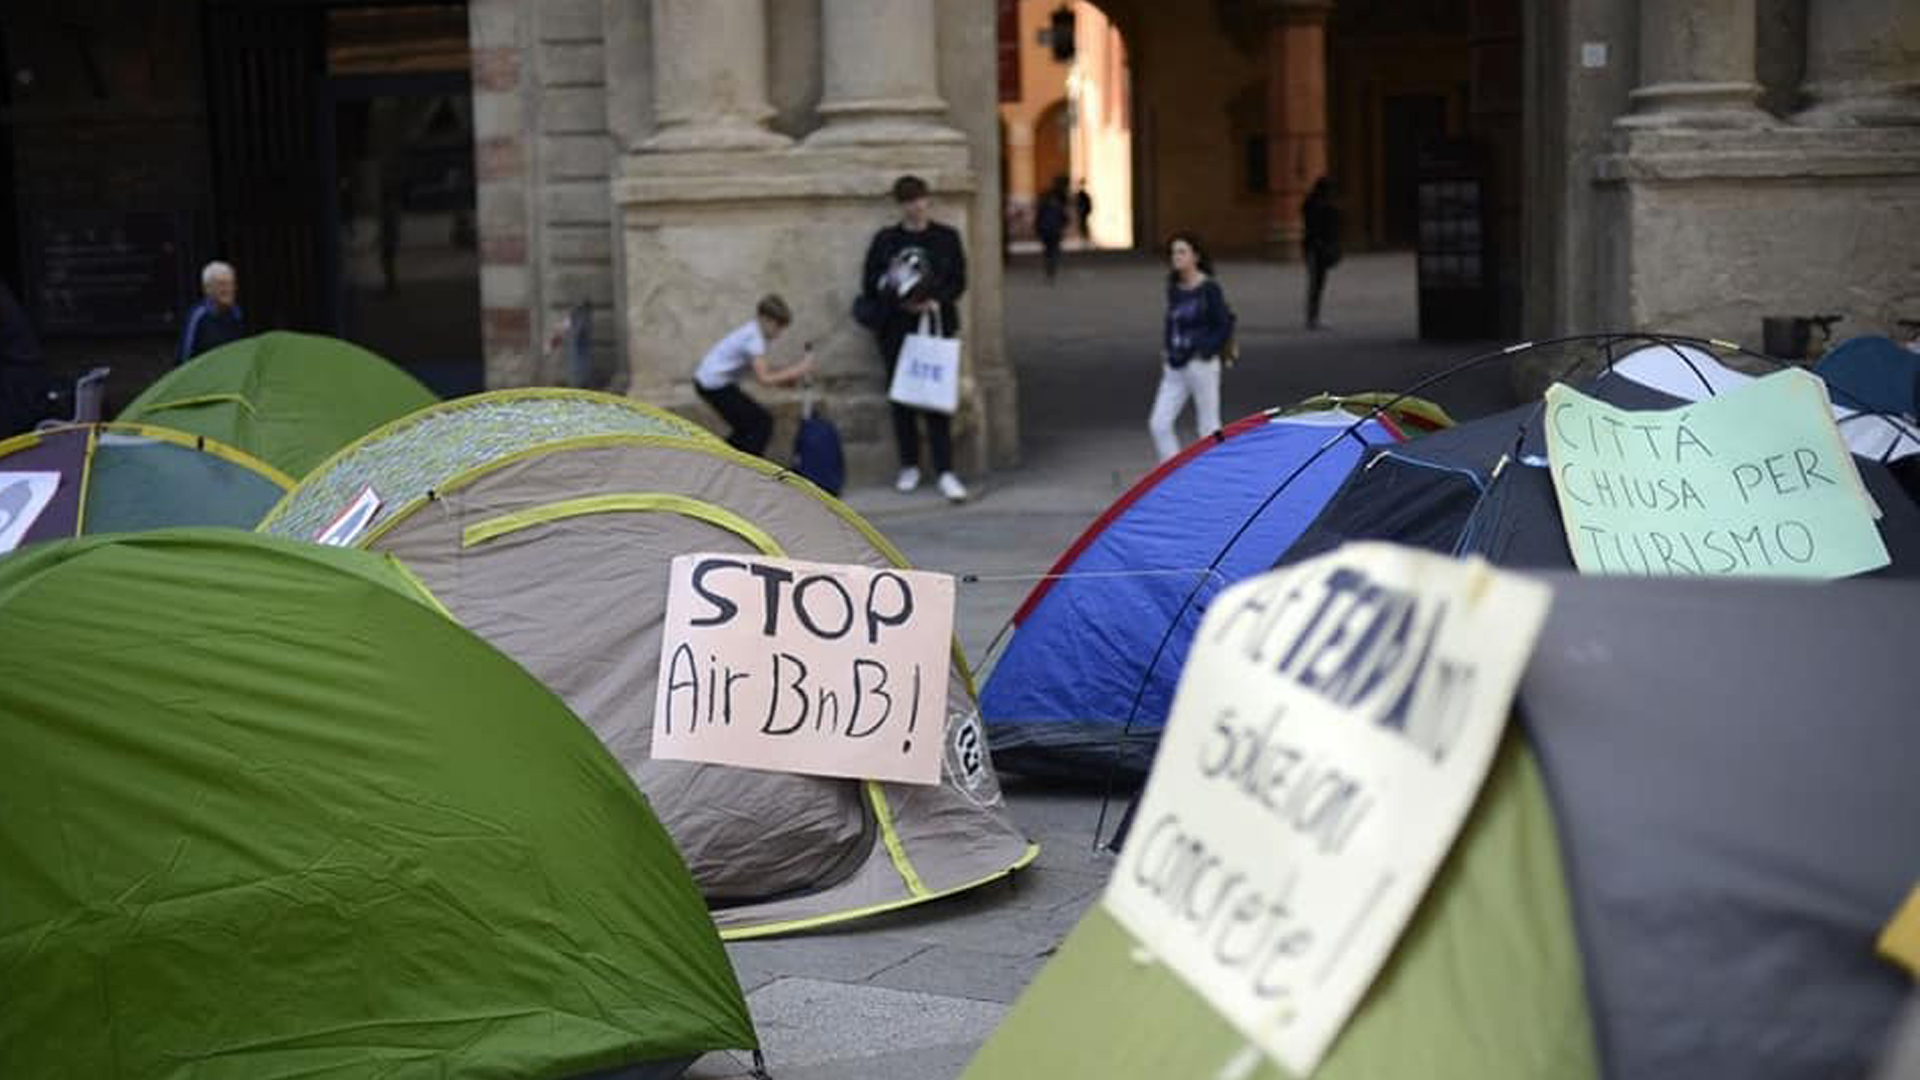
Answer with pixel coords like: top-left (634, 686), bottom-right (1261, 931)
top-left (1147, 358), bottom-right (1222, 461)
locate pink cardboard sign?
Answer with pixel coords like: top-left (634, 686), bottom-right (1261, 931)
top-left (652, 553), bottom-right (955, 785)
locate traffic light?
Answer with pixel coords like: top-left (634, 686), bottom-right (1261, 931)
top-left (1049, 6), bottom-right (1075, 62)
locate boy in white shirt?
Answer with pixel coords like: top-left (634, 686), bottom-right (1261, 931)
top-left (693, 294), bottom-right (814, 457)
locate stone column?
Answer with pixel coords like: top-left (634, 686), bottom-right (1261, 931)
top-left (1260, 0), bottom-right (1332, 257)
top-left (1796, 0), bottom-right (1920, 126)
top-left (806, 0), bottom-right (964, 145)
top-left (1618, 0), bottom-right (1767, 127)
top-left (643, 0), bottom-right (789, 151)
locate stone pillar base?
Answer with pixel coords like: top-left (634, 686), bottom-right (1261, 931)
top-left (1796, 85), bottom-right (1920, 129)
top-left (1617, 82), bottom-right (1771, 129)
top-left (614, 144), bottom-right (998, 485)
top-left (1513, 125), bottom-right (1920, 399)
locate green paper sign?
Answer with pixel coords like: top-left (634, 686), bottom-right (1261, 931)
top-left (1544, 369), bottom-right (1889, 579)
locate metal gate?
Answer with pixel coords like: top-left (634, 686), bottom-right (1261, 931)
top-left (202, 3), bottom-right (326, 332)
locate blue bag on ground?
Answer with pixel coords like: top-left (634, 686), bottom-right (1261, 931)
top-left (793, 391), bottom-right (845, 496)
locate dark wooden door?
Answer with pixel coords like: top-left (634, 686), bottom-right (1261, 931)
top-left (1381, 94), bottom-right (1448, 249)
top-left (202, 4), bottom-right (326, 332)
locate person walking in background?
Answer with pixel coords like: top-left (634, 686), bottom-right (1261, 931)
top-left (1148, 233), bottom-right (1233, 462)
top-left (692, 294), bottom-right (814, 458)
top-left (1034, 178), bottom-right (1068, 283)
top-left (1074, 182), bottom-right (1094, 242)
top-left (1302, 177), bottom-right (1341, 330)
top-left (859, 174), bottom-right (970, 503)
top-left (178, 261), bottom-right (245, 364)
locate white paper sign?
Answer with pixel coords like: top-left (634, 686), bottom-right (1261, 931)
top-left (1103, 543), bottom-right (1552, 1076)
top-left (314, 486), bottom-right (383, 547)
top-left (0, 471), bottom-right (61, 553)
top-left (652, 553), bottom-right (955, 785)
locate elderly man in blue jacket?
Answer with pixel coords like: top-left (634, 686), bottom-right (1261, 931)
top-left (177, 260), bottom-right (246, 364)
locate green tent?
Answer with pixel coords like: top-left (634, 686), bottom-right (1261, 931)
top-left (0, 530), bottom-right (755, 1078)
top-left (962, 735), bottom-right (1598, 1080)
top-left (117, 331), bottom-right (439, 478)
top-left (0, 423), bottom-right (292, 548)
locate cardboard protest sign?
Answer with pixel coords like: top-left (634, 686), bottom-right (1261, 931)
top-left (1544, 369), bottom-right (1888, 579)
top-left (1102, 543), bottom-right (1551, 1076)
top-left (0, 471), bottom-right (61, 553)
top-left (652, 553), bottom-right (954, 785)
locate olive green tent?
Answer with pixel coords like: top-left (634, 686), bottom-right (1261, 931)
top-left (0, 529), bottom-right (755, 1078)
top-left (962, 736), bottom-right (1598, 1080)
top-left (117, 331), bottom-right (439, 478)
top-left (0, 422), bottom-right (292, 549)
top-left (261, 389), bottom-right (1038, 938)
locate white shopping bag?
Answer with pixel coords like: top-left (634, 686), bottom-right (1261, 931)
top-left (888, 311), bottom-right (961, 415)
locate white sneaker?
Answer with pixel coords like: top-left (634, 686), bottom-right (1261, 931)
top-left (938, 471), bottom-right (969, 503)
top-left (894, 466), bottom-right (922, 493)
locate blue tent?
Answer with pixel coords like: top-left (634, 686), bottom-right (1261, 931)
top-left (979, 409), bottom-right (1402, 780)
top-left (1815, 335), bottom-right (1920, 420)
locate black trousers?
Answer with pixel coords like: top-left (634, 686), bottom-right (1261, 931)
top-left (878, 322), bottom-right (953, 474)
top-left (695, 381), bottom-right (773, 457)
top-left (1305, 250), bottom-right (1331, 326)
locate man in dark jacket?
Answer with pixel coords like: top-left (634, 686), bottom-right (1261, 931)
top-left (177, 260), bottom-right (246, 364)
top-left (860, 174), bottom-right (969, 502)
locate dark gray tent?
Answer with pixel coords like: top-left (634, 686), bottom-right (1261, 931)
top-left (1517, 571), bottom-right (1917, 1079)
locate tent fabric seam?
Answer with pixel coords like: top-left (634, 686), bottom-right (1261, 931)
top-left (135, 392), bottom-right (259, 417)
top-left (459, 493), bottom-right (786, 556)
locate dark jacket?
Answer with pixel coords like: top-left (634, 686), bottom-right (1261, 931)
top-left (1035, 195), bottom-right (1068, 243)
top-left (1302, 192), bottom-right (1340, 263)
top-left (178, 300), bottom-right (246, 365)
top-left (1164, 278), bottom-right (1233, 368)
top-left (860, 221), bottom-right (966, 337)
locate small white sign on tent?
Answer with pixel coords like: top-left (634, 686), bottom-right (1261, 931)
top-left (0, 471), bottom-right (61, 553)
top-left (652, 553), bottom-right (954, 786)
top-left (1103, 542), bottom-right (1552, 1076)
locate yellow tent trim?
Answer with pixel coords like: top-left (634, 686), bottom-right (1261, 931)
top-left (461, 492), bottom-right (786, 557)
top-left (1288, 391), bottom-right (1456, 431)
top-left (94, 422), bottom-right (296, 489)
top-left (1, 423), bottom-right (294, 537)
top-left (73, 426), bottom-right (99, 534)
top-left (1878, 883), bottom-right (1920, 978)
top-left (719, 842), bottom-right (1042, 941)
top-left (865, 780), bottom-right (931, 898)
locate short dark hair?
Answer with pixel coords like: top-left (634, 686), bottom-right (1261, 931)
top-left (756, 294), bottom-right (792, 326)
top-left (892, 175), bottom-right (930, 203)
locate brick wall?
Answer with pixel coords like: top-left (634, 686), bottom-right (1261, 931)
top-left (469, 0), bottom-right (619, 391)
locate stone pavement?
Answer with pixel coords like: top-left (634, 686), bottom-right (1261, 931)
top-left (688, 252), bottom-right (1516, 1079)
